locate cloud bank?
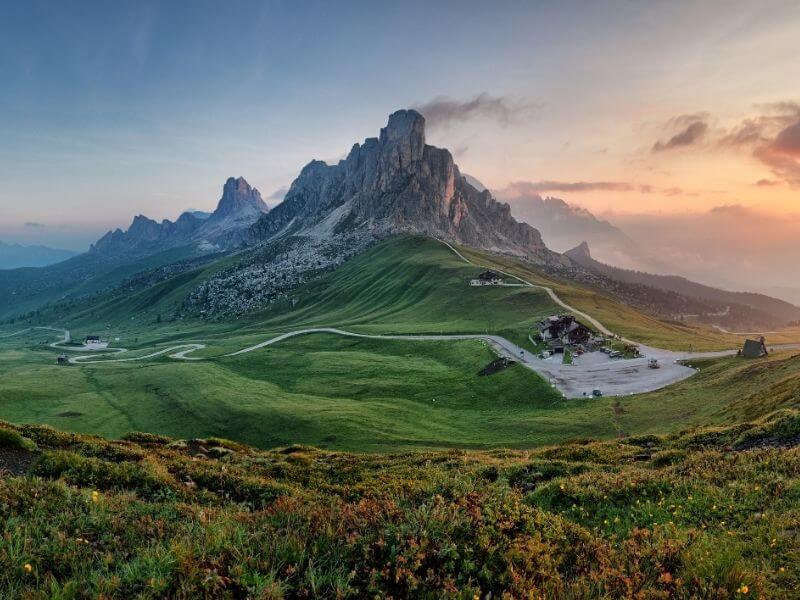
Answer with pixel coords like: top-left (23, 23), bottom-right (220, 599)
top-left (415, 93), bottom-right (537, 129)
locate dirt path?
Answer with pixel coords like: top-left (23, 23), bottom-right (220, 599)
top-left (20, 323), bottom-right (764, 398)
top-left (436, 239), bottom-right (615, 337)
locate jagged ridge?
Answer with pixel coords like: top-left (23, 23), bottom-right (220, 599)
top-left (91, 177), bottom-right (268, 257)
top-left (247, 110), bottom-right (561, 263)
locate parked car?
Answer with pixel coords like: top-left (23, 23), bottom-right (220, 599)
top-left (592, 389), bottom-right (603, 397)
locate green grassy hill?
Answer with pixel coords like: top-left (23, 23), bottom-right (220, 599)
top-left (1, 411), bottom-right (797, 597)
top-left (455, 243), bottom-right (740, 352)
top-left (2, 235), bottom-right (795, 453)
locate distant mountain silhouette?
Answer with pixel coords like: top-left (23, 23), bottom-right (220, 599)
top-left (0, 241), bottom-right (77, 269)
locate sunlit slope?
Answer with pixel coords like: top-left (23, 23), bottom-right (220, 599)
top-left (248, 236), bottom-right (557, 346)
top-left (455, 243), bottom-right (740, 351)
top-left (42, 237), bottom-right (559, 350)
top-left (604, 348), bottom-right (800, 436)
top-left (0, 334), bottom-right (611, 452)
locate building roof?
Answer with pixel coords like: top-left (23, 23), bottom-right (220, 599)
top-left (742, 338), bottom-right (767, 358)
top-left (477, 270), bottom-right (502, 281)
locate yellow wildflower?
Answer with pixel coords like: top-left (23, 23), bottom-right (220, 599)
top-left (23, 563), bottom-right (32, 574)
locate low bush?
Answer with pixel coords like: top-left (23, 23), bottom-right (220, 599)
top-left (0, 427), bottom-right (36, 451)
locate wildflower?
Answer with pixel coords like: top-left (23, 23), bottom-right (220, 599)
top-left (23, 563), bottom-right (32, 574)
top-left (559, 484), bottom-right (565, 491)
top-left (91, 491), bottom-right (100, 503)
top-left (779, 567), bottom-right (785, 573)
top-left (736, 584), bottom-right (749, 594)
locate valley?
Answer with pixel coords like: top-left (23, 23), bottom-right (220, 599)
top-left (3, 236), bottom-right (797, 454)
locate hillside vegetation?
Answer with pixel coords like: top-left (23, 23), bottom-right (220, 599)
top-left (455, 244), bottom-right (740, 352)
top-left (3, 237), bottom-right (797, 453)
top-left (0, 410), bottom-right (798, 598)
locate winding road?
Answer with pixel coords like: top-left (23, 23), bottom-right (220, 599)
top-left (6, 242), bottom-right (799, 398)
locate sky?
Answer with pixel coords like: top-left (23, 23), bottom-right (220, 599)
top-left (1, 0), bottom-right (798, 264)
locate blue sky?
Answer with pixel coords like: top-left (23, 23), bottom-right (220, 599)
top-left (1, 0), bottom-right (798, 250)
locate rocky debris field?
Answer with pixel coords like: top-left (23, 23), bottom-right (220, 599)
top-left (180, 231), bottom-right (376, 319)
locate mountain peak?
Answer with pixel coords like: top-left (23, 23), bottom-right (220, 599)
top-left (215, 177), bottom-right (268, 218)
top-left (379, 109), bottom-right (426, 164)
top-left (247, 108), bottom-right (558, 262)
top-left (565, 241), bottom-right (593, 261)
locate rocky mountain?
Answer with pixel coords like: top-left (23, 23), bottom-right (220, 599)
top-left (247, 110), bottom-right (560, 263)
top-left (500, 192), bottom-right (682, 274)
top-left (0, 241), bottom-right (77, 269)
top-left (91, 177), bottom-right (268, 257)
top-left (566, 241), bottom-right (800, 327)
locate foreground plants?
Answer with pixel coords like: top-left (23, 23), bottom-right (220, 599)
top-left (0, 411), bottom-right (798, 598)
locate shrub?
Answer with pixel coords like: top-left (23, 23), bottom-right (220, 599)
top-left (32, 451), bottom-right (177, 500)
top-left (0, 427), bottom-right (37, 451)
top-left (122, 431), bottom-right (173, 445)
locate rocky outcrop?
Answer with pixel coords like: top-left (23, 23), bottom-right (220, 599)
top-left (564, 241), bottom-right (592, 262)
top-left (248, 110), bottom-right (559, 262)
top-left (91, 177), bottom-right (268, 257)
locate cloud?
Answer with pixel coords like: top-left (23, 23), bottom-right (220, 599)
top-left (772, 120), bottom-right (800, 156)
top-left (414, 93), bottom-right (537, 129)
top-left (606, 204), bottom-right (800, 290)
top-left (652, 119), bottom-right (709, 152)
top-left (267, 186), bottom-right (288, 201)
top-left (24, 221), bottom-right (45, 228)
top-left (661, 101), bottom-right (800, 187)
top-left (751, 117), bottom-right (800, 187)
top-left (501, 180), bottom-right (636, 195)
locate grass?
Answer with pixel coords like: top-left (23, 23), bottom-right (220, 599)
top-left (0, 411), bottom-right (797, 597)
top-left (613, 348), bottom-right (800, 436)
top-left (1, 236), bottom-right (795, 453)
top-left (454, 243), bottom-right (741, 352)
top-left (0, 427), bottom-right (36, 451)
top-left (0, 333), bottom-right (625, 452)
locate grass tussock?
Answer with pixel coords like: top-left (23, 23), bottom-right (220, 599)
top-left (0, 410), bottom-right (798, 598)
top-left (0, 426), bottom-right (36, 452)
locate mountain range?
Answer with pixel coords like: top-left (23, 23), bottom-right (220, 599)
top-left (0, 240), bottom-right (77, 269)
top-left (501, 192), bottom-right (683, 275)
top-left (91, 176), bottom-right (269, 257)
top-left (246, 110), bottom-right (559, 263)
top-left (1, 108), bottom-right (797, 332)
top-left (565, 241), bottom-right (800, 327)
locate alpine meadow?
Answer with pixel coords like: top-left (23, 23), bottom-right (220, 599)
top-left (2, 2), bottom-right (800, 598)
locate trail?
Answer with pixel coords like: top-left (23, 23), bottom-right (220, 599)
top-left (10, 323), bottom-right (764, 399)
top-left (436, 239), bottom-right (615, 337)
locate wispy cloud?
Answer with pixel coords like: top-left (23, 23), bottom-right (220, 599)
top-left (24, 221), bottom-right (45, 228)
top-left (718, 102), bottom-right (800, 187)
top-left (414, 93), bottom-right (538, 129)
top-left (652, 116), bottom-right (709, 152)
top-left (501, 180), bottom-right (636, 194)
top-left (496, 180), bottom-right (696, 198)
top-left (267, 186), bottom-right (288, 201)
